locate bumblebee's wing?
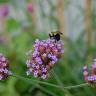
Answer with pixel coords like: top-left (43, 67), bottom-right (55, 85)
top-left (56, 31), bottom-right (63, 35)
top-left (60, 32), bottom-right (63, 35)
top-left (51, 31), bottom-right (57, 34)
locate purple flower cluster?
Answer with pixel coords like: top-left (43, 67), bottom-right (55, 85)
top-left (27, 3), bottom-right (34, 13)
top-left (0, 4), bottom-right (9, 17)
top-left (83, 59), bottom-right (96, 86)
top-left (26, 39), bottom-right (64, 79)
top-left (0, 53), bottom-right (9, 80)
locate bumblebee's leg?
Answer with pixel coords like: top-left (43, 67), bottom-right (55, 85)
top-left (52, 34), bottom-right (57, 42)
top-left (49, 33), bottom-right (52, 38)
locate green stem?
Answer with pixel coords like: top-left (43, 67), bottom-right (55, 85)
top-left (63, 83), bottom-right (88, 89)
top-left (52, 71), bottom-right (73, 96)
top-left (11, 73), bottom-right (89, 90)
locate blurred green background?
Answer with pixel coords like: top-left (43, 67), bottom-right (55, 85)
top-left (0, 0), bottom-right (96, 96)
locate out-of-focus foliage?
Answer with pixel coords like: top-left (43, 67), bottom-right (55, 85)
top-left (0, 0), bottom-right (96, 96)
top-left (0, 0), bottom-right (8, 3)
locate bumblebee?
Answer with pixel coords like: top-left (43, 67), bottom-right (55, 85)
top-left (49, 31), bottom-right (63, 42)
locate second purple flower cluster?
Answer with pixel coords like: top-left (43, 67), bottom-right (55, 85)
top-left (83, 59), bottom-right (96, 86)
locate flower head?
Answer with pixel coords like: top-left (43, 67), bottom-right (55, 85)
top-left (0, 53), bottom-right (10, 80)
top-left (27, 3), bottom-right (34, 13)
top-left (26, 39), bottom-right (64, 79)
top-left (0, 4), bottom-right (9, 17)
top-left (83, 59), bottom-right (96, 87)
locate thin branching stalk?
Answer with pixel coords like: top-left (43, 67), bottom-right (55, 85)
top-left (10, 72), bottom-right (57, 96)
top-left (11, 73), bottom-right (89, 90)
